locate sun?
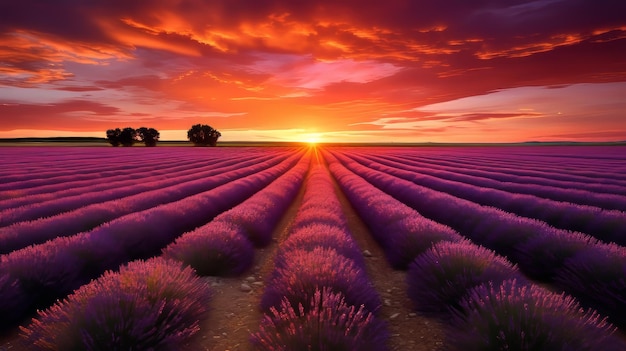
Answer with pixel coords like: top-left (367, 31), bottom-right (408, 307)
top-left (302, 132), bottom-right (323, 145)
top-left (305, 136), bottom-right (320, 145)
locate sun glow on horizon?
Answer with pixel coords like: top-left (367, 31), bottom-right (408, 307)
top-left (0, 2), bottom-right (624, 143)
top-left (302, 132), bottom-right (323, 145)
top-left (305, 136), bottom-right (320, 144)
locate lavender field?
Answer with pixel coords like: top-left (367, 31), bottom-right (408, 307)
top-left (1, 145), bottom-right (625, 350)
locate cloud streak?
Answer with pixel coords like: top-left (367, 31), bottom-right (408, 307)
top-left (0, 0), bottom-right (624, 142)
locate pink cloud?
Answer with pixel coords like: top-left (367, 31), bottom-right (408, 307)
top-left (254, 54), bottom-right (402, 89)
top-left (0, 0), bottom-right (624, 142)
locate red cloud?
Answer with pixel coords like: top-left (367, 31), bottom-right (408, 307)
top-left (0, 0), bottom-right (624, 141)
top-left (0, 100), bottom-right (120, 130)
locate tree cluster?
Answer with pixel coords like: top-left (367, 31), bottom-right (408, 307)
top-left (106, 124), bottom-right (222, 147)
top-left (106, 127), bottom-right (160, 147)
top-left (187, 124), bottom-right (221, 146)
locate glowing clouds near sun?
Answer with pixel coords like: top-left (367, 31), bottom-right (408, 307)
top-left (0, 1), bottom-right (625, 141)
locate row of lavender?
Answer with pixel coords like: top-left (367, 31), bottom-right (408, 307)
top-left (329, 148), bottom-right (626, 327)
top-left (406, 152), bottom-right (626, 185)
top-left (0, 148), bottom-right (291, 214)
top-left (163, 150), bottom-right (312, 273)
top-left (362, 151), bottom-right (626, 209)
top-left (324, 149), bottom-right (625, 350)
top-left (0, 152), bottom-right (295, 253)
top-left (18, 150), bottom-right (391, 350)
top-left (3, 145), bottom-right (624, 349)
top-left (252, 164), bottom-right (388, 350)
top-left (0, 148), bottom-right (290, 211)
top-left (18, 149), bottom-right (313, 349)
top-left (0, 150), bottom-right (281, 220)
top-left (334, 148), bottom-right (626, 320)
top-left (0, 147), bottom-right (305, 331)
top-left (393, 146), bottom-right (626, 180)
top-left (360, 147), bottom-right (626, 194)
top-left (19, 258), bottom-right (213, 350)
top-left (0, 147), bottom-right (268, 191)
top-left (14, 150), bottom-right (393, 350)
top-left (343, 151), bottom-right (626, 245)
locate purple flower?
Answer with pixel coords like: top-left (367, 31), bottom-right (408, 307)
top-left (448, 279), bottom-right (623, 351)
top-left (217, 206), bottom-right (277, 247)
top-left (407, 240), bottom-right (521, 317)
top-left (162, 221), bottom-right (254, 276)
top-left (1, 237), bottom-right (83, 310)
top-left (20, 257), bottom-right (212, 350)
top-left (251, 288), bottom-right (388, 351)
top-left (292, 210), bottom-right (348, 230)
top-left (383, 216), bottom-right (461, 270)
top-left (470, 213), bottom-right (545, 260)
top-left (277, 224), bottom-right (365, 267)
top-left (517, 230), bottom-right (598, 281)
top-left (261, 247), bottom-right (381, 314)
top-left (556, 243), bottom-right (626, 329)
top-left (0, 273), bottom-right (26, 329)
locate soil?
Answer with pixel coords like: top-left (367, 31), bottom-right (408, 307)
top-left (176, 161), bottom-right (446, 351)
top-left (0, 161), bottom-right (446, 351)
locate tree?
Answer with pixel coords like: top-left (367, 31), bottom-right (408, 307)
top-left (119, 127), bottom-right (137, 147)
top-left (137, 127), bottom-right (160, 147)
top-left (187, 124), bottom-right (221, 146)
top-left (106, 128), bottom-right (122, 147)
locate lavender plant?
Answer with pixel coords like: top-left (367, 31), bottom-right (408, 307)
top-left (331, 151), bottom-right (565, 262)
top-left (252, 288), bottom-right (388, 351)
top-left (517, 230), bottom-right (598, 281)
top-left (0, 153), bottom-right (299, 329)
top-left (292, 209), bottom-right (347, 230)
top-left (0, 152), bottom-right (274, 227)
top-left (277, 224), bottom-right (365, 268)
top-left (556, 243), bottom-right (626, 329)
top-left (342, 151), bottom-right (626, 245)
top-left (1, 237), bottom-right (86, 313)
top-left (0, 151), bottom-right (293, 254)
top-left (325, 153), bottom-right (461, 270)
top-left (363, 151), bottom-right (626, 211)
top-left (0, 273), bottom-right (26, 329)
top-left (20, 257), bottom-right (212, 351)
top-left (448, 279), bottom-right (623, 351)
top-left (260, 247), bottom-right (381, 314)
top-left (162, 222), bottom-right (255, 276)
top-left (407, 240), bottom-right (521, 317)
top-left (214, 154), bottom-right (309, 247)
top-left (383, 216), bottom-right (462, 270)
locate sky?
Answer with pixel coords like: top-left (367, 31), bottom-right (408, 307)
top-left (1, 0), bottom-right (625, 143)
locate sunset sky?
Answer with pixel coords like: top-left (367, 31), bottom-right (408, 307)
top-left (1, 1), bottom-right (625, 143)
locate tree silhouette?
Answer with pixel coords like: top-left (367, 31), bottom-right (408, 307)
top-left (187, 124), bottom-right (221, 146)
top-left (119, 127), bottom-right (137, 147)
top-left (106, 128), bottom-right (122, 147)
top-left (137, 127), bottom-right (160, 147)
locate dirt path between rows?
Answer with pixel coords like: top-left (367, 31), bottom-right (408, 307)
top-left (182, 158), bottom-right (445, 351)
top-left (179, 166), bottom-right (309, 351)
top-left (1, 158), bottom-right (446, 351)
top-left (325, 155), bottom-right (445, 351)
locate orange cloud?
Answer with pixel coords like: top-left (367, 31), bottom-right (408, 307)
top-left (0, 1), bottom-right (624, 142)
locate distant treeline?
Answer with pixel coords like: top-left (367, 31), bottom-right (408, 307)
top-left (104, 124), bottom-right (221, 147)
top-left (2, 136), bottom-right (624, 147)
top-left (0, 137), bottom-right (106, 143)
top-left (106, 127), bottom-right (160, 147)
